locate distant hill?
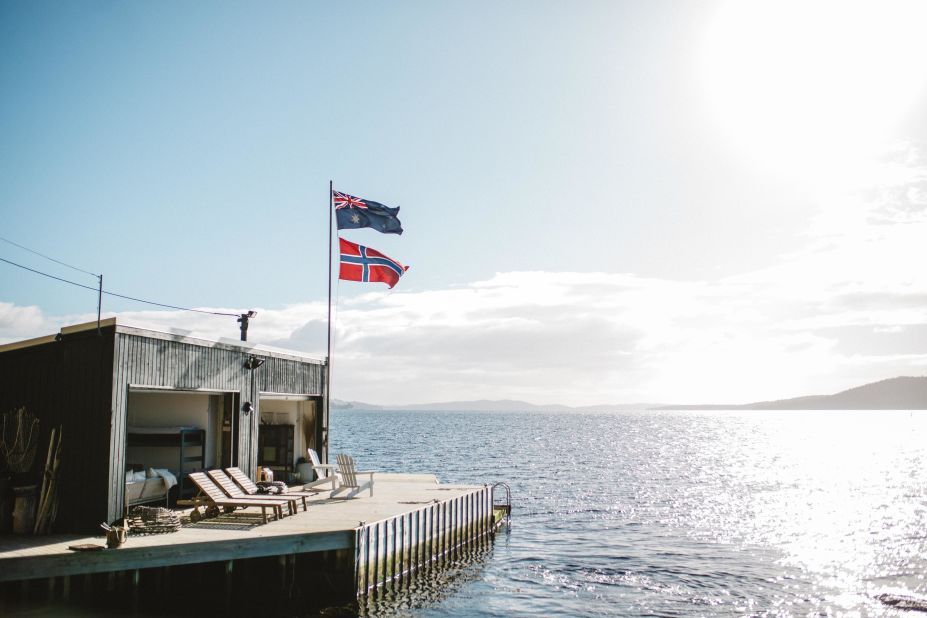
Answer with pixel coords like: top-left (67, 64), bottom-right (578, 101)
top-left (330, 398), bottom-right (660, 413)
top-left (656, 376), bottom-right (927, 410)
top-left (333, 376), bottom-right (927, 412)
top-left (400, 399), bottom-right (574, 412)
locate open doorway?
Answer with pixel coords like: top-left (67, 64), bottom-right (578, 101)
top-left (124, 389), bottom-right (234, 506)
top-left (257, 396), bottom-right (320, 483)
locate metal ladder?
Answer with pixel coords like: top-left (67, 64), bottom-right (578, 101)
top-left (491, 481), bottom-right (512, 526)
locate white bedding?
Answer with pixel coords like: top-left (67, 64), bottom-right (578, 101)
top-left (149, 468), bottom-right (178, 491)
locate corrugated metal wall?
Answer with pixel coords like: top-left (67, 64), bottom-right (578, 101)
top-left (110, 331), bottom-right (325, 524)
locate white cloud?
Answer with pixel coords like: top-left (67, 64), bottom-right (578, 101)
top-left (279, 147), bottom-right (927, 405)
top-left (3, 150), bottom-right (926, 407)
top-left (0, 302), bottom-right (53, 342)
top-left (3, 247), bottom-right (925, 405)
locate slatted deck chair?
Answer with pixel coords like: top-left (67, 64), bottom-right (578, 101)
top-left (206, 469), bottom-right (302, 515)
top-left (225, 467), bottom-right (313, 511)
top-left (303, 448), bottom-right (339, 492)
top-left (330, 454), bottom-right (375, 499)
top-left (187, 472), bottom-right (283, 524)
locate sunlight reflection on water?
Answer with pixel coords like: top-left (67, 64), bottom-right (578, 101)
top-left (330, 409), bottom-right (927, 616)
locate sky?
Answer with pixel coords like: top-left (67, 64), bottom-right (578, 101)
top-left (2, 0), bottom-right (926, 406)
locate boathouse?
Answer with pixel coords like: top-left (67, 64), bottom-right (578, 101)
top-left (0, 319), bottom-right (328, 533)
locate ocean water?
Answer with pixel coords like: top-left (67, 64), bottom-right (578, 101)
top-left (329, 409), bottom-right (927, 617)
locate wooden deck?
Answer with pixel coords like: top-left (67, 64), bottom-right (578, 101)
top-left (0, 474), bottom-right (485, 583)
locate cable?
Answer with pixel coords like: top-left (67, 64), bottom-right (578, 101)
top-left (0, 235), bottom-right (99, 278)
top-left (1, 256), bottom-right (242, 317)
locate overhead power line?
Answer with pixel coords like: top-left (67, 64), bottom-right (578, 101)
top-left (0, 255), bottom-right (241, 318)
top-left (0, 235), bottom-right (98, 278)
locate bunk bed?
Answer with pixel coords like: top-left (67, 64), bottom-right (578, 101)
top-left (126, 426), bottom-right (206, 500)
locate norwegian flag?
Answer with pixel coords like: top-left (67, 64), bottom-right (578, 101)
top-left (333, 190), bottom-right (403, 235)
top-left (338, 237), bottom-right (409, 289)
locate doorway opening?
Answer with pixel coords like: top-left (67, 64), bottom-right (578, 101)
top-left (257, 396), bottom-right (320, 483)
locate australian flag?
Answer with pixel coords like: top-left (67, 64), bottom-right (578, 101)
top-left (339, 237), bottom-right (409, 289)
top-left (333, 190), bottom-right (403, 235)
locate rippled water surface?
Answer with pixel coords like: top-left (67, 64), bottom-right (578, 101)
top-left (329, 409), bottom-right (927, 616)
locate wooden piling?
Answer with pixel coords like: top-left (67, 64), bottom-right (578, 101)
top-left (224, 560), bottom-right (233, 614)
top-left (131, 569), bottom-right (139, 614)
top-left (351, 485), bottom-right (495, 598)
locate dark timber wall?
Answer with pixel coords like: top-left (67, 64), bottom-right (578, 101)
top-left (0, 328), bottom-right (115, 534)
top-left (0, 321), bottom-right (327, 534)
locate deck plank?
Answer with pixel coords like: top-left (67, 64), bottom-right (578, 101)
top-left (0, 475), bottom-right (481, 583)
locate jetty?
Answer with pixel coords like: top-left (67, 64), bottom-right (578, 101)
top-left (0, 474), bottom-right (502, 614)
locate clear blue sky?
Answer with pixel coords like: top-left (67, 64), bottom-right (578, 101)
top-left (3, 1), bottom-right (927, 405)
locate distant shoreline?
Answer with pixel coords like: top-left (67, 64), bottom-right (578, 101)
top-left (333, 375), bottom-right (927, 412)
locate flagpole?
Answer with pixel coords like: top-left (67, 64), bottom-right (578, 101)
top-left (325, 180), bottom-right (333, 460)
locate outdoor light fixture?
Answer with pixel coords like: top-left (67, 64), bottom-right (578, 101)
top-left (241, 401), bottom-right (254, 415)
top-left (244, 355), bottom-right (265, 370)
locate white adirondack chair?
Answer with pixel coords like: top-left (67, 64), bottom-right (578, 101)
top-left (302, 448), bottom-right (339, 492)
top-left (330, 453), bottom-right (375, 499)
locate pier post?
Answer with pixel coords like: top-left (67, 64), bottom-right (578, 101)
top-left (402, 512), bottom-right (410, 582)
top-left (224, 561), bottom-right (234, 613)
top-left (456, 496), bottom-right (462, 551)
top-left (363, 524), bottom-right (371, 595)
top-left (426, 504), bottom-right (433, 565)
top-left (396, 513), bottom-right (404, 585)
top-left (415, 509), bottom-right (422, 570)
top-left (277, 554), bottom-right (286, 597)
top-left (388, 517), bottom-right (396, 587)
top-left (440, 500), bottom-right (445, 560)
top-left (446, 499), bottom-right (452, 558)
top-left (131, 569), bottom-right (140, 615)
top-left (441, 500), bottom-right (447, 560)
top-left (432, 503), bottom-right (439, 563)
top-left (374, 521), bottom-right (382, 593)
top-left (163, 566), bottom-right (171, 597)
top-left (425, 505), bottom-right (430, 563)
top-left (354, 526), bottom-right (366, 597)
top-left (450, 498), bottom-right (456, 557)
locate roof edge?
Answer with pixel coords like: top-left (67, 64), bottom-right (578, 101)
top-left (0, 334), bottom-right (58, 353)
top-left (0, 318), bottom-right (325, 365)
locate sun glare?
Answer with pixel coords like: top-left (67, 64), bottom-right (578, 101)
top-left (700, 0), bottom-right (927, 177)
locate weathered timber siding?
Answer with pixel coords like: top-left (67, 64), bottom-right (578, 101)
top-left (0, 328), bottom-right (116, 533)
top-left (110, 330), bottom-right (325, 524)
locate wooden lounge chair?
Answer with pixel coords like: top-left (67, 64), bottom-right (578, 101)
top-left (330, 454), bottom-right (375, 499)
top-left (303, 448), bottom-right (339, 492)
top-left (206, 469), bottom-right (303, 515)
top-left (225, 467), bottom-right (314, 511)
top-left (187, 472), bottom-right (283, 524)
